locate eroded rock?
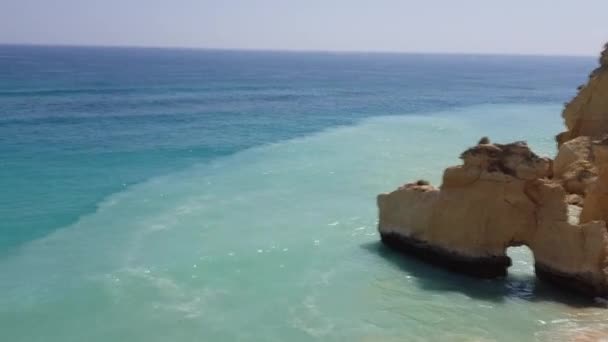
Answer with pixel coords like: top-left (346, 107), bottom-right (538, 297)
top-left (556, 43), bottom-right (608, 145)
top-left (377, 43), bottom-right (608, 297)
top-left (581, 137), bottom-right (608, 224)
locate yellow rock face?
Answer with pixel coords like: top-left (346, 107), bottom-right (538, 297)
top-left (557, 44), bottom-right (608, 145)
top-left (553, 136), bottom-right (597, 194)
top-left (377, 43), bottom-right (608, 296)
top-left (581, 140), bottom-right (608, 225)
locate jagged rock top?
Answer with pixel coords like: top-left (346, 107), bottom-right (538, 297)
top-left (460, 140), bottom-right (551, 180)
top-left (398, 179), bottom-right (436, 192)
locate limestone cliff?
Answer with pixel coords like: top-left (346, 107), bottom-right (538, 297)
top-left (581, 137), bottom-right (608, 224)
top-left (377, 43), bottom-right (608, 297)
top-left (556, 43), bottom-right (608, 145)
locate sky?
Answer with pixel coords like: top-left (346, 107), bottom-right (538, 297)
top-left (1, 0), bottom-right (607, 56)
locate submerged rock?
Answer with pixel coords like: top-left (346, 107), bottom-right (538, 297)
top-left (377, 43), bottom-right (608, 297)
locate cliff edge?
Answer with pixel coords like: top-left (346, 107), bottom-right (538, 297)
top-left (377, 43), bottom-right (608, 297)
top-left (557, 43), bottom-right (608, 145)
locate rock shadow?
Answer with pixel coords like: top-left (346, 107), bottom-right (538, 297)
top-left (361, 240), bottom-right (602, 308)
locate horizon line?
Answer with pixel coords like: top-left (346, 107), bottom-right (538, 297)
top-left (0, 42), bottom-right (598, 59)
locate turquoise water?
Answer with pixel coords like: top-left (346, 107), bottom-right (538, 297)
top-left (1, 46), bottom-right (606, 341)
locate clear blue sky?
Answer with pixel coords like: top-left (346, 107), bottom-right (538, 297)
top-left (1, 0), bottom-right (607, 55)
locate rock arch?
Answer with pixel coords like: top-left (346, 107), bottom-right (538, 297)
top-left (377, 43), bottom-right (608, 297)
top-left (378, 140), bottom-right (608, 296)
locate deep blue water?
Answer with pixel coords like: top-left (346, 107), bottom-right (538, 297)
top-left (0, 45), bottom-right (593, 252)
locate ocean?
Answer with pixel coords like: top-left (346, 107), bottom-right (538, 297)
top-left (0, 45), bottom-right (605, 341)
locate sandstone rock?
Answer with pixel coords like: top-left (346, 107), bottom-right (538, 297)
top-left (553, 136), bottom-right (594, 177)
top-left (379, 142), bottom-right (545, 276)
top-left (557, 44), bottom-right (608, 145)
top-left (378, 141), bottom-right (608, 295)
top-left (560, 160), bottom-right (597, 195)
top-left (527, 180), bottom-right (608, 295)
top-left (376, 43), bottom-right (608, 297)
top-left (581, 138), bottom-right (608, 224)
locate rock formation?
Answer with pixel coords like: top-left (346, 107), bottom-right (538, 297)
top-left (556, 42), bottom-right (608, 145)
top-left (377, 43), bottom-right (608, 297)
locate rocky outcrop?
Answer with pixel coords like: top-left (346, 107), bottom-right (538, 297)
top-left (553, 136), bottom-right (597, 194)
top-left (556, 43), bottom-right (608, 146)
top-left (581, 137), bottom-right (608, 224)
top-left (377, 43), bottom-right (608, 297)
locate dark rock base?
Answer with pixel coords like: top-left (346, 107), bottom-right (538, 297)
top-left (535, 263), bottom-right (604, 297)
top-left (380, 232), bottom-right (607, 297)
top-left (380, 232), bottom-right (511, 278)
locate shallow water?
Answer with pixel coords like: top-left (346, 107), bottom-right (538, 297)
top-left (2, 104), bottom-right (608, 341)
top-left (2, 46), bottom-right (606, 341)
